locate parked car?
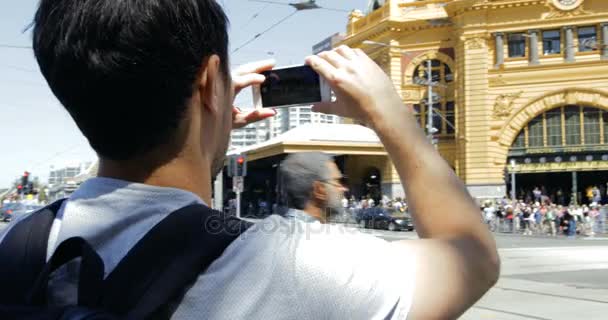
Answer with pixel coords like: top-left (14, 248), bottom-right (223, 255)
top-left (356, 206), bottom-right (414, 231)
top-left (1, 203), bottom-right (24, 223)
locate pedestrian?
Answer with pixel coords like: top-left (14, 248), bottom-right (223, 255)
top-left (279, 152), bottom-right (348, 223)
top-left (533, 187), bottom-right (542, 203)
top-left (513, 205), bottom-right (522, 234)
top-left (0, 4), bottom-right (499, 319)
top-left (546, 204), bottom-right (557, 236)
top-left (505, 205), bottom-right (514, 233)
top-left (523, 207), bottom-right (533, 236)
top-left (598, 204), bottom-right (607, 234)
top-left (563, 208), bottom-right (576, 237)
top-left (592, 186), bottom-right (601, 204)
top-left (483, 201), bottom-right (496, 231)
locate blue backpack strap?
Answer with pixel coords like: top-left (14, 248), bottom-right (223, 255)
top-left (0, 199), bottom-right (66, 305)
top-left (99, 204), bottom-right (252, 319)
top-left (27, 237), bottom-right (105, 308)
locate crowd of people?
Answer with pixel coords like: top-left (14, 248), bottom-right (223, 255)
top-left (482, 196), bottom-right (607, 237)
top-left (236, 189), bottom-right (608, 239)
top-left (516, 184), bottom-right (607, 206)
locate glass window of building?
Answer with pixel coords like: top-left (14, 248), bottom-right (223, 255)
top-left (513, 130), bottom-right (525, 148)
top-left (432, 103), bottom-right (442, 133)
top-left (508, 33), bottom-right (526, 58)
top-left (445, 102), bottom-right (455, 134)
top-left (528, 117), bottom-right (543, 147)
top-left (601, 111), bottom-right (608, 144)
top-left (583, 107), bottom-right (601, 144)
top-left (564, 106), bottom-right (581, 145)
top-left (545, 109), bottom-right (562, 146)
top-left (413, 104), bottom-right (421, 126)
top-left (578, 26), bottom-right (597, 52)
top-left (413, 59), bottom-right (442, 83)
top-left (542, 30), bottom-right (561, 55)
top-left (412, 59), bottom-right (456, 137)
top-left (445, 65), bottom-right (454, 82)
top-left (511, 106), bottom-right (606, 151)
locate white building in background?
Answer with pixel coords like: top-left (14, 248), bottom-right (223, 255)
top-left (229, 120), bottom-right (270, 149)
top-left (229, 107), bottom-right (342, 149)
top-left (268, 106), bottom-right (341, 138)
top-left (47, 161), bottom-right (95, 201)
top-left (48, 162), bottom-right (92, 187)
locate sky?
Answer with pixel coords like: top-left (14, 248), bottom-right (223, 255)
top-left (0, 0), bottom-right (371, 188)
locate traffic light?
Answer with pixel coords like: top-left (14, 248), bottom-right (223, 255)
top-left (26, 181), bottom-right (34, 195)
top-left (17, 185), bottom-right (23, 194)
top-left (227, 154), bottom-right (247, 177)
top-left (21, 171), bottom-right (29, 189)
top-left (235, 155), bottom-right (247, 177)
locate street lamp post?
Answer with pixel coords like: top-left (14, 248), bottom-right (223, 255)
top-left (510, 159), bottom-right (516, 201)
top-left (426, 59), bottom-right (435, 145)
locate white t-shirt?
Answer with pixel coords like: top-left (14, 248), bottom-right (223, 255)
top-left (342, 198), bottom-right (349, 208)
top-left (483, 207), bottom-right (496, 221)
top-left (1, 177), bottom-right (416, 319)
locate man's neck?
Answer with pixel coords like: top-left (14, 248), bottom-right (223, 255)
top-left (302, 204), bottom-right (327, 223)
top-left (98, 155), bottom-right (213, 204)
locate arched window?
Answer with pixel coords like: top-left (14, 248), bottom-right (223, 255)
top-left (510, 106), bottom-right (607, 150)
top-left (413, 59), bottom-right (453, 84)
top-left (412, 59), bottom-right (455, 137)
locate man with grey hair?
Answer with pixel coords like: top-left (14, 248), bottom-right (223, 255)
top-left (278, 152), bottom-right (347, 223)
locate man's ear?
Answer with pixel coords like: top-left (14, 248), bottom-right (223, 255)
top-left (198, 54), bottom-right (222, 115)
top-left (312, 181), bottom-right (328, 202)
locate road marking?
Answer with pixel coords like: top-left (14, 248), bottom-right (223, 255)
top-left (583, 237), bottom-right (608, 241)
top-left (500, 246), bottom-right (608, 252)
top-left (472, 306), bottom-right (552, 320)
top-left (495, 286), bottom-right (608, 304)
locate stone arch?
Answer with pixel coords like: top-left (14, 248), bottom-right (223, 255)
top-left (498, 88), bottom-right (608, 150)
top-left (403, 51), bottom-right (456, 85)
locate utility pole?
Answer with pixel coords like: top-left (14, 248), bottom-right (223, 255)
top-left (426, 59), bottom-right (434, 145)
top-left (510, 159), bottom-right (516, 201)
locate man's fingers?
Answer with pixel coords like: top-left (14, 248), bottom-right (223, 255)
top-left (334, 45), bottom-right (357, 60)
top-left (232, 107), bottom-right (277, 129)
top-left (353, 48), bottom-right (369, 58)
top-left (233, 59), bottom-right (276, 76)
top-left (306, 55), bottom-right (338, 84)
top-left (319, 50), bottom-right (349, 70)
top-left (245, 108), bottom-right (276, 121)
top-left (311, 102), bottom-right (334, 115)
top-left (233, 73), bottom-right (266, 95)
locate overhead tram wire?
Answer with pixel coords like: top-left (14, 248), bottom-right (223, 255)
top-left (240, 3), bottom-right (271, 31)
top-left (0, 44), bottom-right (31, 49)
top-left (232, 10), bottom-right (298, 54)
top-left (248, 0), bottom-right (349, 13)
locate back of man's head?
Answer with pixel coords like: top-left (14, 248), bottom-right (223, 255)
top-left (278, 152), bottom-right (332, 210)
top-left (33, 0), bottom-right (229, 160)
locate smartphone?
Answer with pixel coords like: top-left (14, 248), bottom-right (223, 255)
top-left (252, 65), bottom-right (331, 108)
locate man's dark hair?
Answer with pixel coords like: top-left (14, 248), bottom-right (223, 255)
top-left (33, 0), bottom-right (230, 160)
top-left (278, 152), bottom-right (333, 210)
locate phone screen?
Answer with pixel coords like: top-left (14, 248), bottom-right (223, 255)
top-left (260, 65), bottom-right (321, 107)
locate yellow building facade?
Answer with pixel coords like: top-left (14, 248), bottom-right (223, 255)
top-left (341, 0), bottom-right (608, 202)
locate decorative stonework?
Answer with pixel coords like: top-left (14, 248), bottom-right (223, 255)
top-left (493, 91), bottom-right (523, 118)
top-left (349, 9), bottom-right (364, 22)
top-left (550, 0), bottom-right (584, 11)
top-left (465, 37), bottom-right (487, 50)
top-left (497, 88), bottom-right (608, 148)
top-left (544, 0), bottom-right (589, 18)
